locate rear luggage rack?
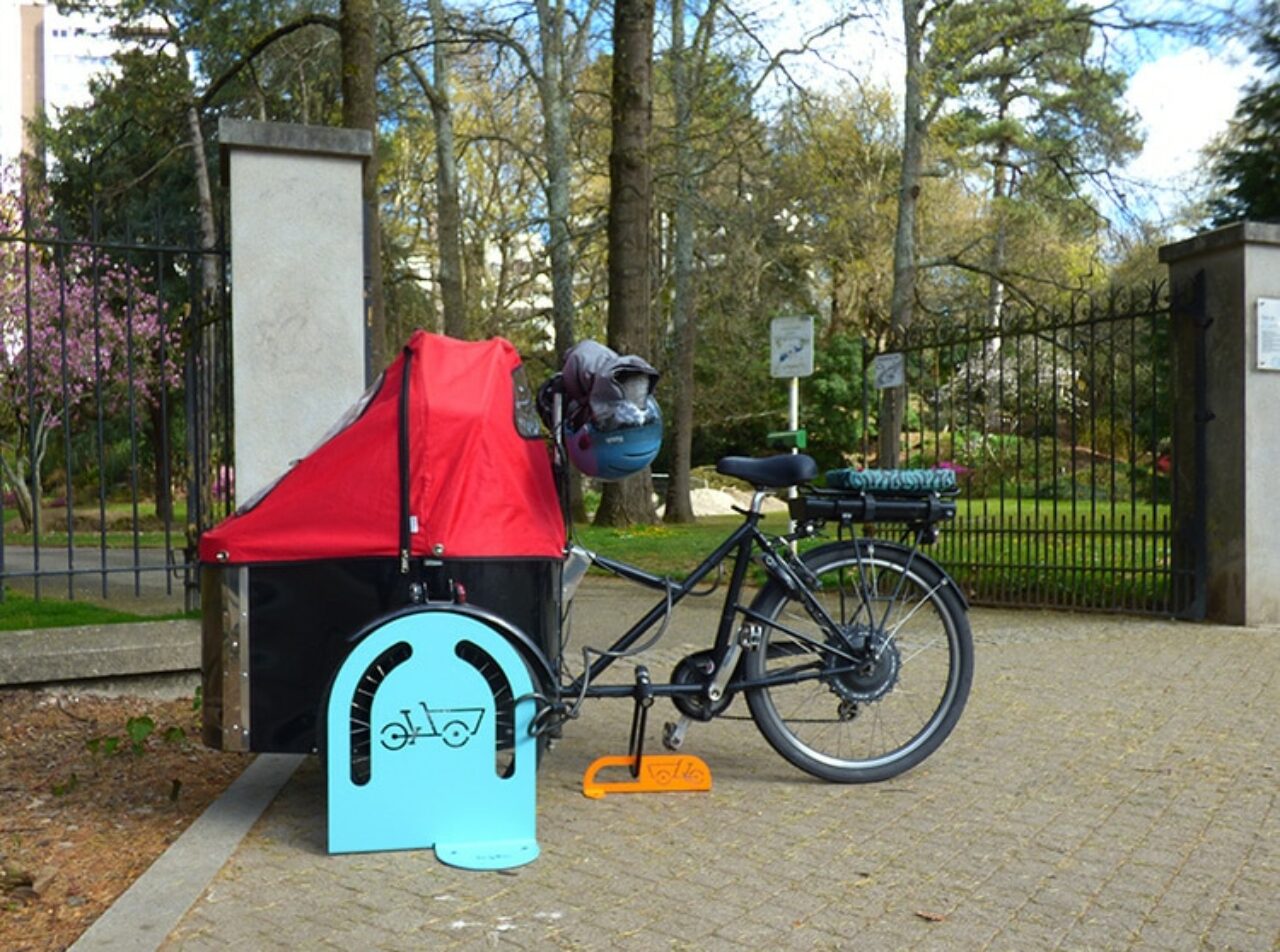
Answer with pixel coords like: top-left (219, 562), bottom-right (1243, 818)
top-left (789, 468), bottom-right (959, 543)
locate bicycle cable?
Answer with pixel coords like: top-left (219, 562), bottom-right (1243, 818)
top-left (550, 448), bottom-right (682, 730)
top-left (684, 561), bottom-right (724, 597)
top-left (557, 567), bottom-right (676, 725)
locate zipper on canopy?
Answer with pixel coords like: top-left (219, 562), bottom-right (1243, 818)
top-left (398, 344), bottom-right (414, 574)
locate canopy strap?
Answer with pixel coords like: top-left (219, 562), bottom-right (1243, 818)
top-left (398, 344), bottom-right (414, 574)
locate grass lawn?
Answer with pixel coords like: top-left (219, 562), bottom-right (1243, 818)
top-left (3, 500), bottom-right (194, 549)
top-left (4, 530), bottom-right (186, 548)
top-left (0, 589), bottom-right (193, 631)
top-left (1, 493), bottom-right (1176, 616)
top-left (573, 496), bottom-right (1176, 609)
top-left (952, 496), bottom-right (1170, 523)
top-left (574, 498), bottom-right (1170, 566)
top-left (572, 512), bottom-right (798, 579)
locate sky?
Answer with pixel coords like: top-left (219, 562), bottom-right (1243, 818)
top-left (746, 0), bottom-right (1262, 226)
top-left (1123, 41), bottom-right (1257, 206)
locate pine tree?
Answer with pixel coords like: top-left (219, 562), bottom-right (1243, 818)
top-left (1212, 2), bottom-right (1280, 224)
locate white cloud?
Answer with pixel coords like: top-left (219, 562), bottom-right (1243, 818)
top-left (1122, 43), bottom-right (1256, 186)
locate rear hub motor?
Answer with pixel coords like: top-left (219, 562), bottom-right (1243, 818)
top-left (825, 630), bottom-right (900, 704)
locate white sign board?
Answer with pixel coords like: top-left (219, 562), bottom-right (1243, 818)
top-left (770, 316), bottom-right (814, 378)
top-left (1259, 298), bottom-right (1280, 371)
top-left (872, 352), bottom-right (906, 389)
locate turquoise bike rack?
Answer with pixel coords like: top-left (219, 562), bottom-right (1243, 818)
top-left (325, 609), bottom-right (539, 869)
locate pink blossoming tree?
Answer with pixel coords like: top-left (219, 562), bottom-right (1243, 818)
top-left (0, 168), bottom-right (179, 533)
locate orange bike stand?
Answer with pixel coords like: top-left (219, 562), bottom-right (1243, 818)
top-left (582, 753), bottom-right (712, 798)
top-left (580, 664), bottom-right (713, 798)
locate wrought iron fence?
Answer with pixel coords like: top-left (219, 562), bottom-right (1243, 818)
top-left (859, 285), bottom-right (1201, 616)
top-left (0, 190), bottom-right (232, 612)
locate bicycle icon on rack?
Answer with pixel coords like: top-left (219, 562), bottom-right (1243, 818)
top-left (379, 702), bottom-right (486, 751)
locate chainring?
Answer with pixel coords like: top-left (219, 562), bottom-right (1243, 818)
top-left (670, 650), bottom-right (734, 721)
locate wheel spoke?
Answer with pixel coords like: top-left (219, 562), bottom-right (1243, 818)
top-left (884, 580), bottom-right (950, 644)
top-left (745, 543), bottom-right (972, 783)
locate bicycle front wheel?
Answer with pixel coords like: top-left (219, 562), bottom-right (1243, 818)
top-left (744, 540), bottom-right (972, 783)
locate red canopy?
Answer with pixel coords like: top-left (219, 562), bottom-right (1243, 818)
top-left (199, 332), bottom-right (565, 564)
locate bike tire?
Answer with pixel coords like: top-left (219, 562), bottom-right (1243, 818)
top-left (744, 540), bottom-right (972, 783)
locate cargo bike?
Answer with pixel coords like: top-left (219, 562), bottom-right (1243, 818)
top-left (199, 332), bottom-right (972, 794)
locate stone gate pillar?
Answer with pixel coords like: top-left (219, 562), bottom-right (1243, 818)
top-left (1161, 222), bottom-right (1280, 626)
top-left (219, 119), bottom-right (373, 505)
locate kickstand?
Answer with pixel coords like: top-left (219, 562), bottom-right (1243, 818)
top-left (581, 666), bottom-right (712, 799)
top-left (627, 666), bottom-right (654, 777)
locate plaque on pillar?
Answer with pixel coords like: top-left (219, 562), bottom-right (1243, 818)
top-left (1258, 297), bottom-right (1280, 371)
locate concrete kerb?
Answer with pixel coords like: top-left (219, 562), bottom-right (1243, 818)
top-left (67, 754), bottom-right (305, 952)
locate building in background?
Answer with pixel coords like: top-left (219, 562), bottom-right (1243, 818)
top-left (0, 0), bottom-right (120, 163)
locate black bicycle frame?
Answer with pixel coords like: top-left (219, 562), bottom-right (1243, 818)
top-left (564, 505), bottom-right (857, 702)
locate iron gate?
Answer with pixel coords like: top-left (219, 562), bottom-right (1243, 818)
top-left (0, 192), bottom-right (232, 612)
top-left (858, 285), bottom-right (1203, 617)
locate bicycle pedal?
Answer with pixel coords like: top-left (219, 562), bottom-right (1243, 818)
top-left (581, 753), bottom-right (712, 799)
top-left (662, 718), bottom-right (691, 750)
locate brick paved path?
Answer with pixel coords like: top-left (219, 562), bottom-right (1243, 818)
top-left (164, 582), bottom-right (1279, 951)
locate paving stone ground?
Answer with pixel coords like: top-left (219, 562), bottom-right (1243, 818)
top-left (163, 581), bottom-right (1278, 951)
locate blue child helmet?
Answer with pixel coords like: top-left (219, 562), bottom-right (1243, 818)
top-left (565, 396), bottom-right (662, 481)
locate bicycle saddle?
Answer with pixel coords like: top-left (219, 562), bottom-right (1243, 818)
top-left (716, 454), bottom-right (818, 489)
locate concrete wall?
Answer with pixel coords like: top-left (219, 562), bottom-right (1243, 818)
top-left (220, 119), bottom-right (372, 505)
top-left (0, 620), bottom-right (199, 699)
top-left (1161, 222), bottom-right (1280, 626)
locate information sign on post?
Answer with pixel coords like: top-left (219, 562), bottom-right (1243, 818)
top-left (872, 353), bottom-right (906, 389)
top-left (770, 316), bottom-right (814, 543)
top-left (771, 316), bottom-right (815, 378)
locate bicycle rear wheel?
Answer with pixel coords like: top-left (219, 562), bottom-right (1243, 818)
top-left (744, 540), bottom-right (972, 783)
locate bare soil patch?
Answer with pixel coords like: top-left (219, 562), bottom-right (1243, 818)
top-left (0, 690), bottom-right (251, 951)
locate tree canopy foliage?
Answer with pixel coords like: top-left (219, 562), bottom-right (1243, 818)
top-left (13, 0), bottom-right (1237, 516)
top-left (1212, 1), bottom-right (1280, 224)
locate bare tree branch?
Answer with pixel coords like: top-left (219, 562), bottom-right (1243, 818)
top-left (453, 24), bottom-right (541, 85)
top-left (199, 14), bottom-right (340, 109)
top-left (404, 56), bottom-right (446, 113)
top-left (99, 143), bottom-right (189, 197)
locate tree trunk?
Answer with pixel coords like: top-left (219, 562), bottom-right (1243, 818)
top-left (595, 0), bottom-right (657, 528)
top-left (428, 0), bottom-right (467, 338)
top-left (0, 454), bottom-right (34, 532)
top-left (986, 71), bottom-right (1012, 334)
top-left (664, 0), bottom-right (696, 524)
top-left (535, 2), bottom-right (589, 524)
top-left (982, 133), bottom-right (1009, 430)
top-left (341, 0), bottom-right (387, 371)
top-left (186, 106), bottom-right (220, 301)
top-left (534, 2), bottom-right (575, 360)
top-left (879, 0), bottom-right (924, 470)
top-left (986, 147), bottom-right (1008, 329)
top-left (29, 459), bottom-right (43, 539)
top-left (981, 75), bottom-right (1012, 431)
top-left (150, 403), bottom-right (173, 522)
top-left (185, 104), bottom-right (220, 525)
